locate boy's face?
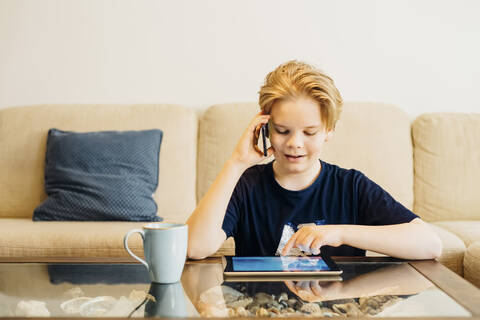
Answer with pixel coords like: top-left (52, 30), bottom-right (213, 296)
top-left (269, 96), bottom-right (331, 175)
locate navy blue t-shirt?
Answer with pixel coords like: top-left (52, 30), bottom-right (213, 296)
top-left (222, 160), bottom-right (418, 257)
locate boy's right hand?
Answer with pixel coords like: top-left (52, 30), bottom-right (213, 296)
top-left (230, 112), bottom-right (274, 170)
top-left (284, 280), bottom-right (343, 302)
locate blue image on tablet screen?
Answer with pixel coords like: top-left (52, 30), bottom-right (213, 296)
top-left (232, 256), bottom-right (330, 272)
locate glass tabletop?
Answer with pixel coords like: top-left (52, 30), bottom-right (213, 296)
top-left (0, 260), bottom-right (472, 318)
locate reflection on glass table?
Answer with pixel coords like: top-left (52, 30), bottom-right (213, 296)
top-left (0, 260), bottom-right (474, 318)
top-left (145, 282), bottom-right (188, 318)
top-left (182, 261), bottom-right (472, 318)
top-left (0, 263), bottom-right (198, 317)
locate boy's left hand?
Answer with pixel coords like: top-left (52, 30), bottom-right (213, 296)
top-left (281, 225), bottom-right (343, 256)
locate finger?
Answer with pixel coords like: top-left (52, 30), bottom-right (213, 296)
top-left (244, 116), bottom-right (270, 144)
top-left (284, 280), bottom-right (308, 301)
top-left (311, 238), bottom-right (324, 255)
top-left (254, 124), bottom-right (261, 139)
top-left (252, 126), bottom-right (260, 151)
top-left (296, 234), bottom-right (314, 252)
top-left (253, 144), bottom-right (263, 156)
top-left (310, 281), bottom-right (323, 297)
top-left (284, 280), bottom-right (296, 293)
top-left (267, 146), bottom-right (275, 157)
top-left (294, 226), bottom-right (313, 242)
top-left (282, 233), bottom-right (299, 255)
top-left (305, 235), bottom-right (317, 251)
top-left (250, 116), bottom-right (270, 146)
top-left (295, 231), bottom-right (311, 245)
top-left (297, 289), bottom-right (313, 300)
top-left (297, 281), bottom-right (310, 291)
top-left (249, 114), bottom-right (270, 129)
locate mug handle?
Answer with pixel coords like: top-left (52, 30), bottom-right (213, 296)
top-left (123, 229), bottom-right (149, 269)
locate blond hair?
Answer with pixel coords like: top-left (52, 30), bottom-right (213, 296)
top-left (259, 60), bottom-right (343, 131)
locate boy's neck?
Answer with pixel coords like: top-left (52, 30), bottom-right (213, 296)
top-left (272, 160), bottom-right (322, 191)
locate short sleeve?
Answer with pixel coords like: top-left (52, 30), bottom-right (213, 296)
top-left (221, 179), bottom-right (245, 238)
top-left (357, 173), bottom-right (418, 225)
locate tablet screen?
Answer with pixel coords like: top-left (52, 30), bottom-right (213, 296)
top-left (232, 256), bottom-right (331, 272)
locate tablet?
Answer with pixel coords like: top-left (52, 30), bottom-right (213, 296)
top-left (222, 255), bottom-right (342, 277)
top-left (223, 274), bottom-right (343, 282)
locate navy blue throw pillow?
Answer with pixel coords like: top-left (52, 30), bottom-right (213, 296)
top-left (33, 129), bottom-right (163, 221)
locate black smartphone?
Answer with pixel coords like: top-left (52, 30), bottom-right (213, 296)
top-left (261, 123), bottom-right (269, 157)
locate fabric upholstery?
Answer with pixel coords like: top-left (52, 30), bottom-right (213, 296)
top-left (216, 237), bottom-right (235, 257)
top-left (197, 102), bottom-right (413, 210)
top-left (433, 221), bottom-right (480, 247)
top-left (412, 113), bottom-right (480, 221)
top-left (33, 129), bottom-right (163, 221)
top-left (0, 104), bottom-right (197, 223)
top-left (0, 103), bottom-right (478, 283)
top-left (197, 103), bottom-right (259, 204)
top-left (0, 218), bottom-right (232, 258)
top-left (464, 242), bottom-right (480, 288)
top-left (429, 224), bottom-right (466, 276)
top-left (0, 218), bottom-right (146, 258)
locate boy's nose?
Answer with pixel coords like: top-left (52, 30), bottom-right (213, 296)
top-left (286, 132), bottom-right (303, 148)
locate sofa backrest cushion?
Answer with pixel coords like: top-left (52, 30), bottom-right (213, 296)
top-left (33, 128), bottom-right (163, 221)
top-left (0, 104), bottom-right (197, 222)
top-left (197, 102), bottom-right (413, 210)
top-left (412, 113), bottom-right (480, 221)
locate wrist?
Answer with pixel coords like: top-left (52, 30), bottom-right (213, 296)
top-left (225, 156), bottom-right (249, 175)
top-left (227, 154), bottom-right (252, 172)
top-left (336, 225), bottom-right (348, 247)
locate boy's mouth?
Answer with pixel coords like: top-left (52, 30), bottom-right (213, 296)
top-left (285, 154), bottom-right (306, 161)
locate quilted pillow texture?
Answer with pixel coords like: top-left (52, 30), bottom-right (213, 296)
top-left (33, 129), bottom-right (163, 221)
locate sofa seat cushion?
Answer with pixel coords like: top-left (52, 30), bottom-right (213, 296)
top-left (429, 224), bottom-right (466, 276)
top-left (464, 242), bottom-right (480, 288)
top-left (213, 237), bottom-right (235, 257)
top-left (433, 221), bottom-right (480, 247)
top-left (0, 218), bottom-right (148, 258)
top-left (0, 218), bottom-right (234, 259)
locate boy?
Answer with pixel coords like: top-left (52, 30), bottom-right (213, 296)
top-left (186, 60), bottom-right (442, 260)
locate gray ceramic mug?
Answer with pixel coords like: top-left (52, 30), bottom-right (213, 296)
top-left (123, 222), bottom-right (188, 283)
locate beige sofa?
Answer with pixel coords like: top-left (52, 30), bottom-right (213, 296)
top-left (0, 103), bottom-right (478, 287)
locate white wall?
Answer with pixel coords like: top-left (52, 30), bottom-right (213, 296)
top-left (1, 0), bottom-right (479, 117)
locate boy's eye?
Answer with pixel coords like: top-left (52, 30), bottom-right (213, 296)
top-left (305, 131), bottom-right (317, 136)
top-left (275, 128), bottom-right (289, 134)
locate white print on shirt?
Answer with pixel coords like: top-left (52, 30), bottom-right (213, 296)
top-left (275, 221), bottom-right (326, 256)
